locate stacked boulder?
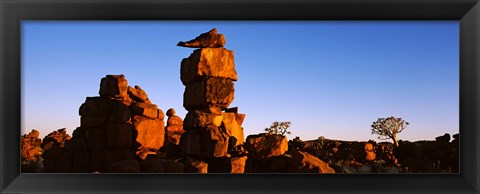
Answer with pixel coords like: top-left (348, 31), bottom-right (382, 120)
top-left (68, 74), bottom-right (166, 173)
top-left (364, 142), bottom-right (376, 161)
top-left (178, 28), bottom-right (247, 173)
top-left (163, 108), bottom-right (185, 159)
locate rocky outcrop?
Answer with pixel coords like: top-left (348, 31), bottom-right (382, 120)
top-left (178, 28), bottom-right (247, 173)
top-left (21, 129), bottom-right (42, 162)
top-left (41, 128), bottom-right (72, 173)
top-left (41, 74), bottom-right (168, 173)
top-left (393, 133), bottom-right (459, 173)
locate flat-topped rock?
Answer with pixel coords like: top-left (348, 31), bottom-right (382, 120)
top-left (180, 48), bottom-right (237, 85)
top-left (177, 28), bottom-right (226, 48)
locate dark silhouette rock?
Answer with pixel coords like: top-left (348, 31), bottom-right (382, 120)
top-left (99, 74), bottom-right (128, 100)
top-left (107, 159), bottom-right (141, 173)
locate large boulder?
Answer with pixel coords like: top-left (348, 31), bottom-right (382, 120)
top-left (132, 115), bottom-right (165, 150)
top-left (108, 100), bottom-right (131, 122)
top-left (245, 134), bottom-right (288, 159)
top-left (289, 150), bottom-right (335, 173)
top-left (180, 126), bottom-right (230, 159)
top-left (99, 74), bottom-right (128, 100)
top-left (177, 28), bottom-right (226, 48)
top-left (180, 48), bottom-right (237, 85)
top-left (79, 96), bottom-right (113, 117)
top-left (127, 85), bottom-right (149, 102)
top-left (183, 77), bottom-right (234, 110)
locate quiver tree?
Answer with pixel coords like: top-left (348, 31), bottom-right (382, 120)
top-left (265, 121), bottom-right (291, 136)
top-left (371, 116), bottom-right (409, 147)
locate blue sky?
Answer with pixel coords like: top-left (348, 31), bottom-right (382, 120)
top-left (21, 21), bottom-right (459, 142)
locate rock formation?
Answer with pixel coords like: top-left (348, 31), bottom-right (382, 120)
top-left (178, 28), bottom-right (247, 173)
top-left (41, 75), bottom-right (172, 173)
top-left (21, 129), bottom-right (42, 162)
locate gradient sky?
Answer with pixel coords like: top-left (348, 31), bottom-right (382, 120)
top-left (21, 21), bottom-right (459, 142)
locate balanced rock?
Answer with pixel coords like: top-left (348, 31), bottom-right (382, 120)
top-left (177, 28), bottom-right (226, 48)
top-left (180, 48), bottom-right (237, 85)
top-left (245, 133), bottom-right (288, 159)
top-left (183, 77), bottom-right (234, 110)
top-left (166, 108), bottom-right (184, 133)
top-left (99, 74), bottom-right (128, 100)
top-left (289, 150), bottom-right (335, 173)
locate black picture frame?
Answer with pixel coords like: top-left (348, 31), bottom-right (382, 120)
top-left (1, 0), bottom-right (479, 193)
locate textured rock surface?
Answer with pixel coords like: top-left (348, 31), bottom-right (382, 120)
top-left (180, 48), bottom-right (237, 85)
top-left (183, 77), bottom-right (234, 110)
top-left (127, 85), bottom-right (149, 102)
top-left (132, 115), bottom-right (165, 150)
top-left (21, 129), bottom-right (43, 162)
top-left (245, 134), bottom-right (288, 159)
top-left (177, 28), bottom-right (226, 48)
top-left (220, 112), bottom-right (244, 147)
